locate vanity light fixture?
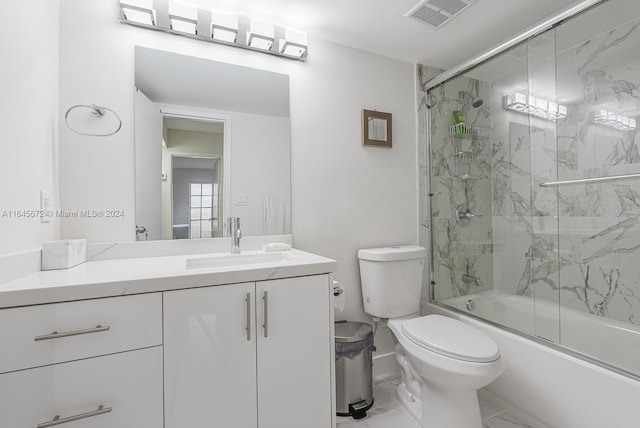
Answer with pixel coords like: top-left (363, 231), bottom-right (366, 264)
top-left (169, 0), bottom-right (198, 34)
top-left (211, 12), bottom-right (238, 43)
top-left (247, 20), bottom-right (275, 51)
top-left (594, 109), bottom-right (637, 131)
top-left (119, 0), bottom-right (307, 61)
top-left (504, 93), bottom-right (567, 121)
top-left (279, 28), bottom-right (308, 58)
top-left (120, 0), bottom-right (156, 26)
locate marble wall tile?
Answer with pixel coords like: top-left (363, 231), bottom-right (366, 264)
top-left (417, 64), bottom-right (444, 92)
top-left (557, 263), bottom-right (640, 325)
top-left (580, 216), bottom-right (640, 270)
top-left (424, 68), bottom-right (495, 302)
top-left (433, 253), bottom-right (494, 300)
top-left (426, 13), bottom-right (640, 335)
top-left (574, 19), bottom-right (640, 77)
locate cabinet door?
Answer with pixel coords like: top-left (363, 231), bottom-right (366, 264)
top-left (164, 283), bottom-right (257, 428)
top-left (0, 347), bottom-right (163, 428)
top-left (256, 275), bottom-right (332, 428)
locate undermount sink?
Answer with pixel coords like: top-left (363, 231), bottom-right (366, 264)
top-left (186, 252), bottom-right (291, 269)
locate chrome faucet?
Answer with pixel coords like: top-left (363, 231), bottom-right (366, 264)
top-left (462, 274), bottom-right (482, 288)
top-left (228, 217), bottom-right (242, 254)
top-left (135, 225), bottom-right (147, 241)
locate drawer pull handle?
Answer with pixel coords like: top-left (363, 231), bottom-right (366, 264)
top-left (34, 325), bottom-right (110, 341)
top-left (37, 404), bottom-right (112, 428)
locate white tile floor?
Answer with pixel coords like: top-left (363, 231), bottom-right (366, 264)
top-left (336, 379), bottom-right (535, 428)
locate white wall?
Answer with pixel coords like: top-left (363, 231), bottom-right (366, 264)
top-left (0, 0), bottom-right (60, 256)
top-left (288, 39), bottom-right (418, 356)
top-left (58, 0), bottom-right (417, 346)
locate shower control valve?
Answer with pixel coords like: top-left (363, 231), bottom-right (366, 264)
top-left (455, 203), bottom-right (474, 227)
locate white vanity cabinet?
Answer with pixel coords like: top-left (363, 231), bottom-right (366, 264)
top-left (254, 276), bottom-right (333, 428)
top-left (163, 281), bottom-right (258, 428)
top-left (0, 293), bottom-right (162, 373)
top-left (0, 347), bottom-right (164, 428)
top-left (164, 274), bottom-right (333, 428)
top-left (0, 294), bottom-right (164, 428)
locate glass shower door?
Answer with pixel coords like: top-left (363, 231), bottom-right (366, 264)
top-left (426, 0), bottom-right (640, 378)
top-left (526, 28), bottom-right (561, 343)
top-left (553, 0), bottom-right (640, 375)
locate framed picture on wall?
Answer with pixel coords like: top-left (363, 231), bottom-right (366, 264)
top-left (362, 109), bottom-right (392, 147)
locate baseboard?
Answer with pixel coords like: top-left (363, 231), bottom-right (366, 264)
top-left (373, 351), bottom-right (400, 383)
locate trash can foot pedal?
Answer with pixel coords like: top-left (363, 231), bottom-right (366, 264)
top-left (349, 399), bottom-right (373, 419)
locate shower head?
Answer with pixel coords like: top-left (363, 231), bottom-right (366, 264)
top-left (459, 90), bottom-right (483, 108)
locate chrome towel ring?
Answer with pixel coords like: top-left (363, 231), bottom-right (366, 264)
top-left (64, 104), bottom-right (122, 137)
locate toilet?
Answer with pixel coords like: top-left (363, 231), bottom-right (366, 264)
top-left (358, 245), bottom-right (504, 428)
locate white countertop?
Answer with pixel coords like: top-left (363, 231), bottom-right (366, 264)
top-left (0, 249), bottom-right (337, 309)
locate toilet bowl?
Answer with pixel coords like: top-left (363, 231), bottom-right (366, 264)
top-left (358, 245), bottom-right (505, 428)
top-left (388, 315), bottom-right (504, 427)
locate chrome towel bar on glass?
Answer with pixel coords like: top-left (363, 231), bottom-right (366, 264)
top-left (539, 172), bottom-right (640, 187)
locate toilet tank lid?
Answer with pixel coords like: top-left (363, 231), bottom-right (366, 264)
top-left (358, 245), bottom-right (426, 262)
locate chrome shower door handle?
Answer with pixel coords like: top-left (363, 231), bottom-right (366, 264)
top-left (246, 292), bottom-right (251, 341)
top-left (37, 405), bottom-right (112, 428)
top-left (263, 290), bottom-right (269, 338)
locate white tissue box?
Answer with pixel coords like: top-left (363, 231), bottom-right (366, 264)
top-left (41, 239), bottom-right (87, 270)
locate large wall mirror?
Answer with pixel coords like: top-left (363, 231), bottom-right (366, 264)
top-left (134, 47), bottom-right (291, 240)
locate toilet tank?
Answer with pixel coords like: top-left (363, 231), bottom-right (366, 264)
top-left (358, 245), bottom-right (427, 318)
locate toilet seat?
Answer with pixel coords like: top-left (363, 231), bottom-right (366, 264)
top-left (401, 315), bottom-right (499, 363)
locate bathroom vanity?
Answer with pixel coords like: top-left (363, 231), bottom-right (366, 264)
top-left (0, 249), bottom-right (336, 428)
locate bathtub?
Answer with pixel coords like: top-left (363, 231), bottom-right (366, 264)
top-left (442, 292), bottom-right (640, 376)
top-left (425, 293), bottom-right (640, 428)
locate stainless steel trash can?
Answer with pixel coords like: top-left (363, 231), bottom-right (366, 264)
top-left (335, 321), bottom-right (374, 419)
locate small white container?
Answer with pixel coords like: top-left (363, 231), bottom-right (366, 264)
top-left (41, 239), bottom-right (87, 270)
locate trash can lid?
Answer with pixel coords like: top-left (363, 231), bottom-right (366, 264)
top-left (335, 321), bottom-right (373, 343)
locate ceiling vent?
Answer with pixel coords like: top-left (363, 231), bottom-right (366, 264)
top-left (405, 0), bottom-right (477, 29)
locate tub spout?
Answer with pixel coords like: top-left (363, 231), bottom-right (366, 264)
top-left (462, 274), bottom-right (482, 288)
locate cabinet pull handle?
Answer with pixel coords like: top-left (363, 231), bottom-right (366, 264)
top-left (246, 292), bottom-right (251, 341)
top-left (263, 290), bottom-right (269, 338)
top-left (37, 404), bottom-right (112, 428)
top-left (34, 325), bottom-right (110, 342)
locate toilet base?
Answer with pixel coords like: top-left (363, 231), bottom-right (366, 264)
top-left (396, 380), bottom-right (482, 428)
top-left (421, 382), bottom-right (482, 428)
top-left (396, 382), bottom-right (421, 423)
